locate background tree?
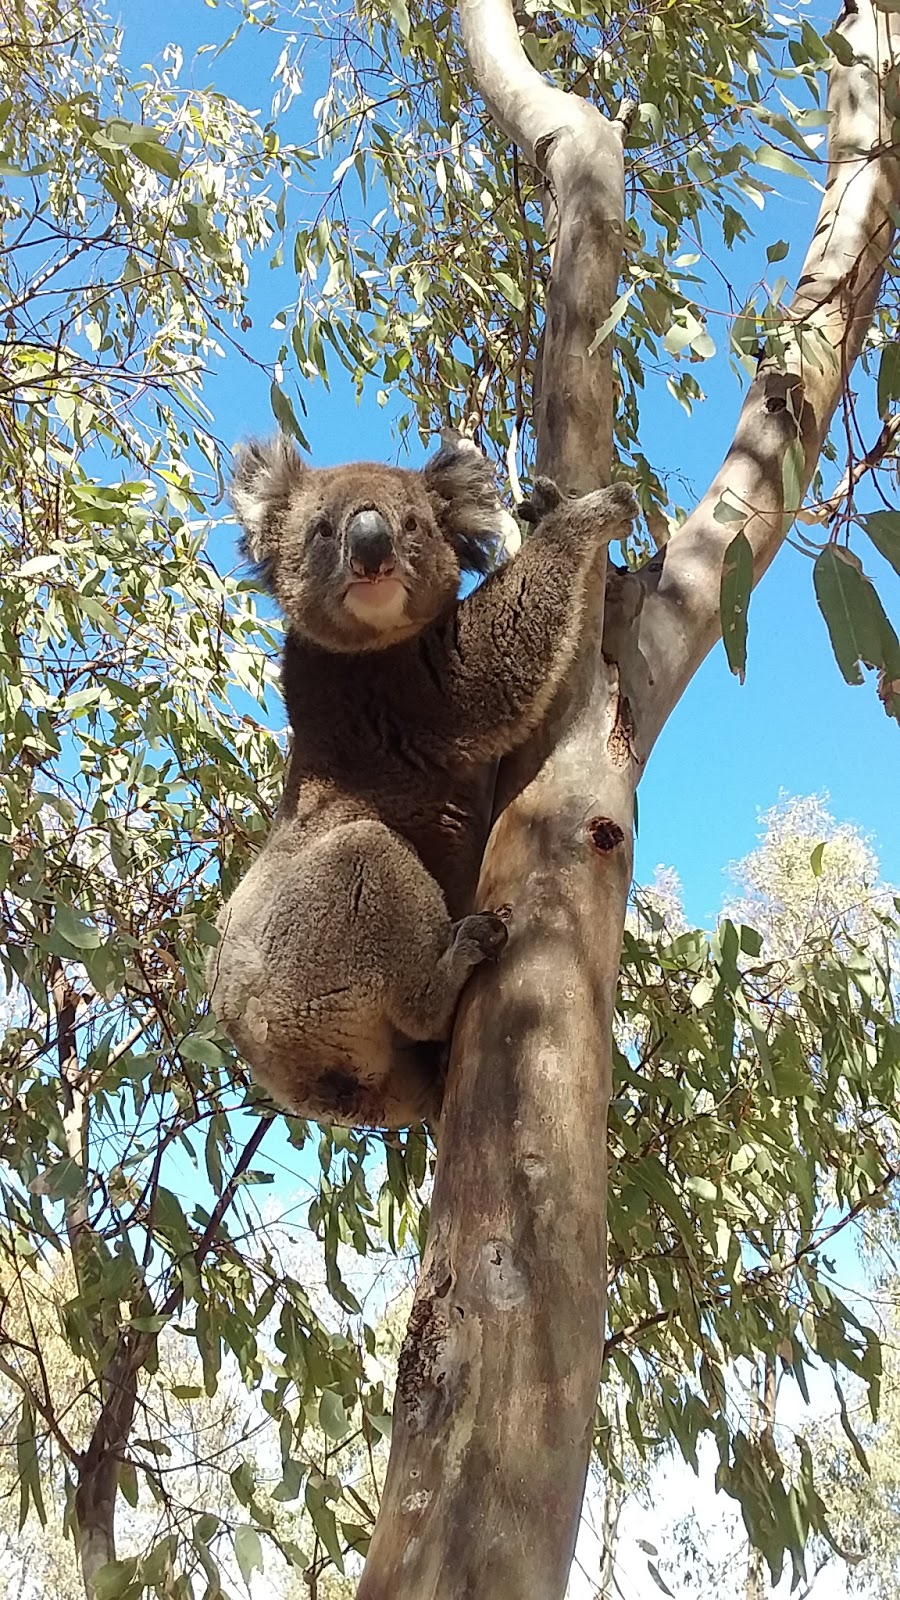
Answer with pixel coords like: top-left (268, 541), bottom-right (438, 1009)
top-left (2, 0), bottom-right (900, 1597)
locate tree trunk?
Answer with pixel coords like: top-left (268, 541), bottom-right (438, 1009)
top-left (357, 4), bottom-right (900, 1596)
top-left (74, 1349), bottom-right (139, 1596)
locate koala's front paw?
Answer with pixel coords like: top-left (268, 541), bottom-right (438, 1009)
top-left (578, 482), bottom-right (639, 531)
top-left (451, 911), bottom-right (509, 966)
top-left (518, 476), bottom-right (564, 526)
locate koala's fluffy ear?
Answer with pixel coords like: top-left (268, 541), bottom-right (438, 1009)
top-left (422, 434), bottom-right (518, 572)
top-left (231, 433), bottom-right (308, 581)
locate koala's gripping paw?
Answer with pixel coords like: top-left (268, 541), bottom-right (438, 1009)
top-left (518, 476), bottom-right (564, 526)
top-left (578, 481), bottom-right (639, 532)
top-left (450, 911), bottom-right (509, 967)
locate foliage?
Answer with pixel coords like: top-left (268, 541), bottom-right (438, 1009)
top-left (601, 798), bottom-right (900, 1594)
top-left (0, 0), bottom-right (899, 1596)
top-left (0, 1), bottom-right (393, 1592)
top-left (810, 1280), bottom-right (900, 1600)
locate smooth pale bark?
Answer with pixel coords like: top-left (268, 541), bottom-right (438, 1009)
top-left (357, 4), bottom-right (900, 1598)
top-left (636, 2), bottom-right (900, 747)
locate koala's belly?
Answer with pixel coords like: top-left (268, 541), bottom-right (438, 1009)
top-left (278, 759), bottom-right (496, 921)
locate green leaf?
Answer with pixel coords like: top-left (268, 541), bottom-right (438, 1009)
top-left (876, 342), bottom-right (900, 416)
top-left (766, 240), bottom-right (789, 263)
top-left (319, 1389), bottom-right (350, 1441)
top-left (647, 1562), bottom-right (676, 1597)
top-left (862, 511), bottom-right (900, 578)
top-left (269, 382), bottom-right (310, 449)
top-left (234, 1526), bottom-right (263, 1586)
top-left (180, 1035), bottom-right (228, 1068)
top-left (813, 545), bottom-right (895, 685)
top-left (720, 531), bottom-right (753, 682)
top-left (93, 1560), bottom-right (140, 1600)
top-left (28, 1158), bottom-right (85, 1201)
top-left (781, 438), bottom-right (805, 527)
top-left (16, 1398), bottom-right (46, 1529)
top-left (713, 497), bottom-right (746, 525)
top-left (53, 905), bottom-right (103, 950)
top-left (754, 145), bottom-right (811, 182)
top-left (810, 842), bottom-right (826, 877)
top-left (824, 27), bottom-right (856, 64)
top-left (588, 286), bottom-right (636, 354)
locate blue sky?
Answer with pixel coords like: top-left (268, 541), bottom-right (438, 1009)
top-left (117, 0), bottom-right (900, 929)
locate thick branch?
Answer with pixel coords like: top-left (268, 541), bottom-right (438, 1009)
top-left (636, 1), bottom-right (900, 749)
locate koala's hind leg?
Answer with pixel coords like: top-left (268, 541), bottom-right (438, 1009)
top-left (210, 818), bottom-right (506, 1127)
top-left (389, 908), bottom-right (508, 1040)
top-left (314, 820), bottom-right (507, 1041)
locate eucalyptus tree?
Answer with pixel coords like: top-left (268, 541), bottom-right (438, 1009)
top-left (3, 1), bottom-right (900, 1598)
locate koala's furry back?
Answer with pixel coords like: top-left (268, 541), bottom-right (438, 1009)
top-left (209, 437), bottom-right (636, 1128)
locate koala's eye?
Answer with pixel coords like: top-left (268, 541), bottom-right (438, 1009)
top-left (310, 514), bottom-right (334, 540)
top-left (403, 513), bottom-right (418, 533)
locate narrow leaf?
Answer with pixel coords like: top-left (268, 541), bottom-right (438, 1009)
top-left (720, 531), bottom-right (754, 681)
top-left (814, 545), bottom-right (898, 691)
top-left (862, 510), bottom-right (900, 578)
top-left (234, 1526), bottom-right (263, 1586)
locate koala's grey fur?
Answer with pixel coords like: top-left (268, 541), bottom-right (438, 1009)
top-left (209, 433), bottom-right (636, 1128)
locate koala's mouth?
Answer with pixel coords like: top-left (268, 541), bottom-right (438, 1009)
top-left (343, 576), bottom-right (409, 625)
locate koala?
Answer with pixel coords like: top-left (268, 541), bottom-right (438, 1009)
top-left (208, 433), bottom-right (636, 1128)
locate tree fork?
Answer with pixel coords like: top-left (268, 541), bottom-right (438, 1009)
top-left (357, 3), bottom-right (900, 1596)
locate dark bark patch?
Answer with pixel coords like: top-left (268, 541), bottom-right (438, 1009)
top-left (587, 816), bottom-right (625, 852)
top-left (396, 1292), bottom-right (455, 1434)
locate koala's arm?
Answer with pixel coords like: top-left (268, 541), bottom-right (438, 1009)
top-left (417, 481), bottom-right (637, 763)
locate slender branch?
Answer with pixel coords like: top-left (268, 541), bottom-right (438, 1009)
top-left (156, 1113), bottom-right (271, 1321)
top-left (804, 412), bottom-right (900, 522)
top-left (0, 1346), bottom-right (78, 1462)
top-left (634, 0), bottom-right (900, 749)
top-left (604, 1162), bottom-right (899, 1356)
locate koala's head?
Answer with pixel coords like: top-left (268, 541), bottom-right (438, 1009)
top-left (231, 433), bottom-right (512, 653)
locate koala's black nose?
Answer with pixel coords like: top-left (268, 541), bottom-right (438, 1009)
top-left (347, 509), bottom-right (396, 578)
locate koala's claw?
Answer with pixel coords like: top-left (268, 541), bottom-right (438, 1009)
top-left (451, 911), bottom-right (510, 966)
top-left (518, 476), bottom-right (564, 526)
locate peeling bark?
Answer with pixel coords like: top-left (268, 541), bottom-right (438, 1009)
top-left (357, 4), bottom-right (900, 1597)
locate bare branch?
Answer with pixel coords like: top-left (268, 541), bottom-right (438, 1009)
top-left (459, 0), bottom-right (627, 491)
top-left (801, 412), bottom-right (900, 523)
top-left (636, 0), bottom-right (900, 749)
